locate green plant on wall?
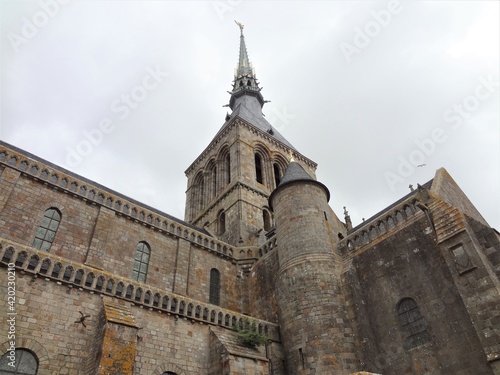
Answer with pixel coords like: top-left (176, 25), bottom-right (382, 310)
top-left (234, 318), bottom-right (269, 347)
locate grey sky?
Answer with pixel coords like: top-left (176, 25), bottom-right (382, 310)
top-left (1, 0), bottom-right (499, 229)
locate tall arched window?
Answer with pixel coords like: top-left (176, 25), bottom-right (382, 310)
top-left (0, 349), bottom-right (38, 374)
top-left (209, 268), bottom-right (221, 305)
top-left (217, 210), bottom-right (226, 235)
top-left (212, 165), bottom-right (217, 197)
top-left (225, 153), bottom-right (231, 184)
top-left (32, 208), bottom-right (61, 252)
top-left (397, 298), bottom-right (430, 349)
top-left (131, 242), bottom-right (150, 283)
top-left (273, 163), bottom-right (281, 187)
top-left (255, 153), bottom-right (263, 184)
top-left (263, 209), bottom-right (272, 232)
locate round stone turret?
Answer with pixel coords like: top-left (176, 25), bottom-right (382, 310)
top-left (270, 161), bottom-right (357, 374)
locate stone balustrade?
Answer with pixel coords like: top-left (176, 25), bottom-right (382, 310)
top-left (338, 198), bottom-right (424, 255)
top-left (0, 147), bottom-right (236, 260)
top-left (0, 239), bottom-right (279, 341)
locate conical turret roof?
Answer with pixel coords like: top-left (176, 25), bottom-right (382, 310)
top-left (269, 161), bottom-right (330, 209)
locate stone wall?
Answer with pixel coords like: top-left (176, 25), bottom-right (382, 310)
top-left (345, 213), bottom-right (496, 374)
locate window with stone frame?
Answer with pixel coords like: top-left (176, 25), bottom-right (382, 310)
top-left (32, 208), bottom-right (61, 252)
top-left (209, 268), bottom-right (221, 305)
top-left (263, 209), bottom-right (272, 232)
top-left (255, 153), bottom-right (263, 184)
top-left (0, 349), bottom-right (38, 374)
top-left (217, 210), bottom-right (226, 235)
top-left (397, 298), bottom-right (430, 349)
top-left (273, 163), bottom-right (281, 187)
top-left (131, 242), bottom-right (150, 283)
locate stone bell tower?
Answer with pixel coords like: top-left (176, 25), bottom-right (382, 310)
top-left (184, 23), bottom-right (316, 247)
top-left (270, 161), bottom-right (358, 374)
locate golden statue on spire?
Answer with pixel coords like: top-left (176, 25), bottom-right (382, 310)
top-left (234, 20), bottom-right (244, 31)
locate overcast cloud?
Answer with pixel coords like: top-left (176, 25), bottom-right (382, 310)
top-left (1, 1), bottom-right (499, 229)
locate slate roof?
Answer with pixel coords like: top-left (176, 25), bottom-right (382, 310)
top-left (269, 161), bottom-right (330, 208)
top-left (214, 95), bottom-right (296, 150)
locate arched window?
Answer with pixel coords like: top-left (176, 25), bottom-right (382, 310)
top-left (193, 172), bottom-right (205, 213)
top-left (0, 349), bottom-right (38, 374)
top-left (273, 163), bottom-right (281, 187)
top-left (32, 208), bottom-right (61, 251)
top-left (212, 165), bottom-right (217, 197)
top-left (217, 210), bottom-right (226, 235)
top-left (397, 298), bottom-right (430, 349)
top-left (263, 209), bottom-right (272, 232)
top-left (209, 268), bottom-right (221, 305)
top-left (162, 372), bottom-right (178, 375)
top-left (131, 242), bottom-right (150, 283)
top-left (225, 153), bottom-right (231, 184)
top-left (255, 153), bottom-right (263, 184)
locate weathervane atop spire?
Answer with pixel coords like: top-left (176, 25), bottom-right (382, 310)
top-left (234, 20), bottom-right (244, 33)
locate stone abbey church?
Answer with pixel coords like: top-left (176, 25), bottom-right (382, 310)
top-left (0, 26), bottom-right (499, 375)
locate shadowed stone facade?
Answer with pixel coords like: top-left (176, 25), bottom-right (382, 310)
top-left (0, 27), bottom-right (498, 375)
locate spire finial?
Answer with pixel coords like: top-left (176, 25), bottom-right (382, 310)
top-left (228, 22), bottom-right (266, 111)
top-left (343, 206), bottom-right (353, 231)
top-left (234, 20), bottom-right (244, 33)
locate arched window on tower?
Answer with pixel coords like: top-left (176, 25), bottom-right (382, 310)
top-left (192, 172), bottom-right (205, 215)
top-left (255, 153), bottom-right (263, 184)
top-left (209, 268), bottom-right (221, 305)
top-left (217, 210), bottom-right (226, 235)
top-left (273, 163), bottom-right (282, 187)
top-left (131, 242), bottom-right (150, 283)
top-left (32, 208), bottom-right (61, 252)
top-left (0, 349), bottom-right (38, 374)
top-left (212, 165), bottom-right (217, 197)
top-left (225, 153), bottom-right (231, 184)
top-left (397, 298), bottom-right (430, 349)
top-left (263, 209), bottom-right (272, 232)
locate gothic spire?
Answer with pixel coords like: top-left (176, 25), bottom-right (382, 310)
top-left (229, 21), bottom-right (265, 110)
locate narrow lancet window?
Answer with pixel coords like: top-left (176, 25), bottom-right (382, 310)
top-left (209, 268), bottom-right (221, 305)
top-left (273, 163), bottom-right (281, 187)
top-left (255, 153), bottom-right (263, 184)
